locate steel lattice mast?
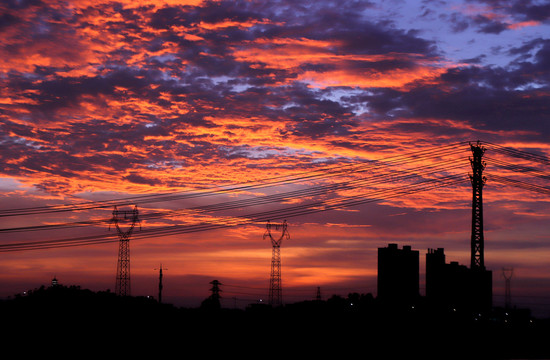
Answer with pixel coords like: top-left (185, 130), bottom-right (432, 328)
top-left (110, 205), bottom-right (140, 297)
top-left (264, 220), bottom-right (289, 307)
top-left (469, 141), bottom-right (487, 270)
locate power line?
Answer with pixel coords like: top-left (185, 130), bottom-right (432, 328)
top-left (483, 142), bottom-right (550, 166)
top-left (0, 173), bottom-right (468, 252)
top-left (1, 140), bottom-right (548, 253)
top-left (1, 140), bottom-right (546, 219)
top-left (486, 157), bottom-right (550, 181)
top-left (0, 141), bottom-right (469, 218)
top-left (488, 175), bottom-right (550, 196)
top-left (0, 155), bottom-right (468, 234)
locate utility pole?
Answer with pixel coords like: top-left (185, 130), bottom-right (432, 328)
top-left (470, 141), bottom-right (487, 270)
top-left (264, 220), bottom-right (289, 307)
top-left (155, 264), bottom-right (167, 303)
top-left (110, 205), bottom-right (140, 297)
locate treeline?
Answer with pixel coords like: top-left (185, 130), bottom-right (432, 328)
top-left (2, 284), bottom-right (549, 359)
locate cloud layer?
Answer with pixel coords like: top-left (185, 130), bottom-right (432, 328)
top-left (0, 0), bottom-right (549, 314)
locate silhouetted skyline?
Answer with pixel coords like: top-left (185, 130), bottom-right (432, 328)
top-left (3, 277), bottom-right (548, 359)
top-left (1, 0), bottom-right (549, 321)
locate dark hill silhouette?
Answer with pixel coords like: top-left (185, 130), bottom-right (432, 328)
top-left (2, 285), bottom-right (549, 359)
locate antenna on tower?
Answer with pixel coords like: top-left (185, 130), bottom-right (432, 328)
top-left (110, 205), bottom-right (140, 297)
top-left (154, 263), bottom-right (167, 303)
top-left (263, 220), bottom-right (289, 307)
top-left (502, 267), bottom-right (513, 309)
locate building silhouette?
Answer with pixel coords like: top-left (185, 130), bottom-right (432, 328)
top-left (426, 248), bottom-right (492, 313)
top-left (377, 243), bottom-right (419, 306)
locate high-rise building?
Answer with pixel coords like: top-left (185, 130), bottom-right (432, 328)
top-left (426, 248), bottom-right (492, 313)
top-left (377, 243), bottom-right (419, 306)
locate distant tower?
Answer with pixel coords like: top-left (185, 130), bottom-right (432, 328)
top-left (502, 268), bottom-right (513, 309)
top-left (264, 220), bottom-right (289, 307)
top-left (110, 205), bottom-right (140, 297)
top-left (210, 279), bottom-right (222, 302)
top-left (316, 286), bottom-right (322, 301)
top-left (469, 141), bottom-right (487, 270)
top-left (155, 264), bottom-right (167, 303)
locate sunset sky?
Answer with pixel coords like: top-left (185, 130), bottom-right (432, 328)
top-left (1, 0), bottom-right (549, 316)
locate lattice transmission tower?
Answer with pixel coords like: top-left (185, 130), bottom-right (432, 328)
top-left (110, 205), bottom-right (140, 297)
top-left (210, 279), bottom-right (222, 303)
top-left (469, 141), bottom-right (487, 270)
top-left (263, 220), bottom-right (289, 307)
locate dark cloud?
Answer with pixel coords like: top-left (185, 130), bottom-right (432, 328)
top-left (124, 172), bottom-right (160, 186)
top-left (6, 67), bottom-right (152, 113)
top-left (362, 61), bottom-right (550, 140)
top-left (0, 0), bottom-right (548, 193)
top-left (473, 14), bottom-right (509, 34)
top-left (2, 0), bottom-right (43, 10)
top-left (512, 1), bottom-right (550, 22)
top-left (442, 12), bottom-right (471, 33)
top-left (459, 55), bottom-right (487, 64)
top-left (465, 0), bottom-right (550, 24)
top-left (0, 11), bottom-right (21, 31)
top-left (443, 0), bottom-right (550, 35)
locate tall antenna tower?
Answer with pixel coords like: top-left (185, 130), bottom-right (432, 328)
top-left (263, 220), bottom-right (289, 307)
top-left (110, 205), bottom-right (140, 297)
top-left (155, 264), bottom-right (167, 303)
top-left (469, 141), bottom-right (487, 270)
top-left (502, 267), bottom-right (513, 309)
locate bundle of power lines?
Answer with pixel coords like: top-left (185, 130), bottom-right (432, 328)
top-left (0, 141), bottom-right (548, 252)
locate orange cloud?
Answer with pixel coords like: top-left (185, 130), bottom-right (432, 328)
top-left (198, 18), bottom-right (272, 31)
top-left (69, 0), bottom-right (206, 9)
top-left (299, 66), bottom-right (447, 89)
top-left (233, 38), bottom-right (446, 89)
top-left (507, 20), bottom-right (542, 30)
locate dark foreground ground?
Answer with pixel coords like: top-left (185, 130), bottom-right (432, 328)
top-left (2, 285), bottom-right (548, 359)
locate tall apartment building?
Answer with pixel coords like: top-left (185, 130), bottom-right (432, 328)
top-left (377, 243), bottom-right (419, 306)
top-left (426, 248), bottom-right (492, 313)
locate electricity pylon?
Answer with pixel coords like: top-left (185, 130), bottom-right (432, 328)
top-left (264, 220), bottom-right (289, 307)
top-left (110, 205), bottom-right (140, 297)
top-left (210, 280), bottom-right (222, 303)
